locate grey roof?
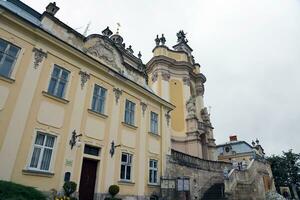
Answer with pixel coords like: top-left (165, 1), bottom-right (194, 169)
top-left (0, 0), bottom-right (41, 26)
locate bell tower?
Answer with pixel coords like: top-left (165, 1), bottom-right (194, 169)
top-left (147, 31), bottom-right (216, 160)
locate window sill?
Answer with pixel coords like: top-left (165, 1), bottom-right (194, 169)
top-left (148, 183), bottom-right (160, 187)
top-left (118, 180), bottom-right (135, 185)
top-left (42, 91), bottom-right (69, 104)
top-left (0, 74), bottom-right (15, 84)
top-left (88, 109), bottom-right (108, 119)
top-left (122, 122), bottom-right (138, 130)
top-left (22, 169), bottom-right (54, 177)
top-left (148, 132), bottom-right (160, 137)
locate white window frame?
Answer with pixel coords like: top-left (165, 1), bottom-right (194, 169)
top-left (91, 84), bottom-right (107, 114)
top-left (120, 152), bottom-right (133, 181)
top-left (150, 111), bottom-right (158, 134)
top-left (27, 131), bottom-right (57, 172)
top-left (149, 159), bottom-right (158, 184)
top-left (47, 64), bottom-right (70, 98)
top-left (0, 37), bottom-right (21, 78)
top-left (124, 99), bottom-right (135, 125)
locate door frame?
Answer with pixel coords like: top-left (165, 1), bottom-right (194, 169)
top-left (77, 145), bottom-right (102, 199)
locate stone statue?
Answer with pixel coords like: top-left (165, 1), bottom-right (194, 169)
top-left (160, 34), bottom-right (166, 45)
top-left (201, 107), bottom-right (211, 125)
top-left (176, 30), bottom-right (188, 43)
top-left (155, 35), bottom-right (160, 46)
top-left (186, 96), bottom-right (196, 118)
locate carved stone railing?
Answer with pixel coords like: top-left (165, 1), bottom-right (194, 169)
top-left (170, 149), bottom-right (232, 172)
top-left (224, 159), bottom-right (271, 198)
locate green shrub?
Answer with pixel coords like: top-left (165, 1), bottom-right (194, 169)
top-left (0, 180), bottom-right (46, 200)
top-left (108, 185), bottom-right (120, 197)
top-left (63, 181), bottom-right (77, 197)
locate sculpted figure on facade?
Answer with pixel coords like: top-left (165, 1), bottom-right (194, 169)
top-left (186, 96), bottom-right (196, 118)
top-left (201, 107), bottom-right (211, 126)
top-left (196, 83), bottom-right (205, 96)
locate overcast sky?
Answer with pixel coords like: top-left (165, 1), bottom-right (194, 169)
top-left (22, 0), bottom-right (300, 156)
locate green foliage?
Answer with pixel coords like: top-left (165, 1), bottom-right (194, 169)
top-left (0, 180), bottom-right (46, 200)
top-left (63, 181), bottom-right (77, 197)
top-left (267, 149), bottom-right (300, 189)
top-left (108, 185), bottom-right (120, 197)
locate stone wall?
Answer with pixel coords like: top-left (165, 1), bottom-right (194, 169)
top-left (224, 159), bottom-right (275, 200)
top-left (162, 150), bottom-right (232, 200)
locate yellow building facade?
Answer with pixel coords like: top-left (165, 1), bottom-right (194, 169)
top-left (0, 1), bottom-right (175, 199)
top-left (0, 1), bottom-right (217, 199)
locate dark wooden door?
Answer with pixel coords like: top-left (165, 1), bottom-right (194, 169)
top-left (79, 158), bottom-right (98, 200)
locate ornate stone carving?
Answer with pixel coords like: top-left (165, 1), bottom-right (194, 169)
top-left (79, 71), bottom-right (90, 89)
top-left (113, 88), bottom-right (122, 104)
top-left (196, 83), bottom-right (205, 96)
top-left (140, 102), bottom-right (147, 116)
top-left (186, 96), bottom-right (196, 118)
top-left (32, 48), bottom-right (47, 69)
top-left (151, 72), bottom-right (158, 83)
top-left (161, 71), bottom-right (170, 81)
top-left (165, 110), bottom-right (171, 126)
top-left (201, 107), bottom-right (211, 126)
top-left (84, 39), bottom-right (121, 72)
top-left (183, 77), bottom-right (191, 86)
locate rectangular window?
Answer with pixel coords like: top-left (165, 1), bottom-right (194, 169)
top-left (84, 145), bottom-right (100, 156)
top-left (120, 153), bottom-right (132, 181)
top-left (91, 85), bottom-right (107, 114)
top-left (47, 65), bottom-right (70, 98)
top-left (29, 132), bottom-right (56, 171)
top-left (0, 38), bottom-right (20, 78)
top-left (124, 100), bottom-right (135, 125)
top-left (150, 112), bottom-right (158, 134)
top-left (149, 159), bottom-right (158, 184)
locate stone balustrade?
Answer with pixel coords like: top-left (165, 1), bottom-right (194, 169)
top-left (170, 149), bottom-right (232, 172)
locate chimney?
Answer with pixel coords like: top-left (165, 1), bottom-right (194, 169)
top-left (229, 135), bottom-right (237, 142)
top-left (45, 2), bottom-right (59, 16)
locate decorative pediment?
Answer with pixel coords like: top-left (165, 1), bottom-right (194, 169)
top-left (83, 36), bottom-right (123, 73)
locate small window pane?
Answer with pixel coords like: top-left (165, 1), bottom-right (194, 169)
top-left (57, 81), bottom-right (66, 97)
top-left (0, 57), bottom-right (14, 77)
top-left (40, 148), bottom-right (52, 170)
top-left (35, 133), bottom-right (45, 145)
top-left (61, 70), bottom-right (69, 81)
top-left (30, 147), bottom-right (41, 168)
top-left (7, 46), bottom-right (19, 57)
top-left (45, 136), bottom-right (55, 147)
top-left (48, 78), bottom-right (57, 94)
top-left (52, 67), bottom-right (60, 77)
top-left (0, 40), bottom-right (7, 52)
top-left (120, 165), bottom-right (125, 179)
top-left (126, 166), bottom-right (131, 180)
top-left (121, 154), bottom-right (127, 162)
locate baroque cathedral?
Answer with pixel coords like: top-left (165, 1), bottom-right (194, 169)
top-left (0, 1), bottom-right (274, 200)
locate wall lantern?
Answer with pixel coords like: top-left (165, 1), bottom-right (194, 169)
top-left (109, 140), bottom-right (121, 157)
top-left (69, 130), bottom-right (82, 150)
